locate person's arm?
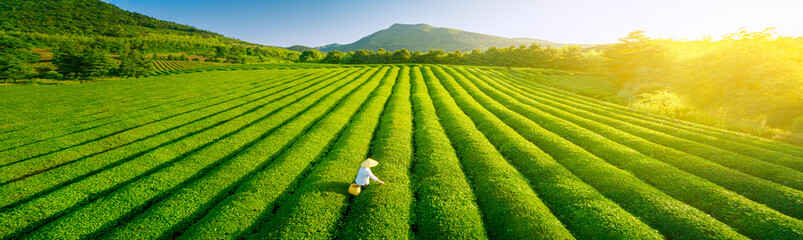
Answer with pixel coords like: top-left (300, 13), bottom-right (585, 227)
top-left (367, 168), bottom-right (385, 185)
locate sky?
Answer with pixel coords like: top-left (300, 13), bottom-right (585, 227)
top-left (101, 0), bottom-right (803, 47)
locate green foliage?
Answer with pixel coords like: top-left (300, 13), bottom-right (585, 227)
top-left (631, 90), bottom-right (690, 118)
top-left (603, 31), bottom-right (671, 82)
top-left (480, 68), bottom-right (803, 239)
top-left (322, 50), bottom-right (344, 63)
top-left (0, 34), bottom-right (40, 63)
top-left (1, 64), bottom-right (802, 240)
top-left (0, 33), bottom-right (38, 82)
top-left (117, 50), bottom-right (153, 77)
top-left (439, 66), bottom-right (663, 239)
top-left (392, 48), bottom-right (411, 62)
top-left (338, 66), bottom-right (414, 240)
top-left (466, 68), bottom-right (750, 239)
top-left (422, 66), bottom-right (575, 239)
top-left (496, 70), bottom-right (803, 219)
top-left (259, 67), bottom-right (392, 239)
top-left (102, 69), bottom-right (373, 239)
top-left (0, 0), bottom-right (217, 37)
top-left (0, 69), bottom-right (361, 239)
top-left (174, 69), bottom-right (367, 239)
top-left (332, 44), bottom-right (589, 71)
top-left (407, 66), bottom-right (488, 239)
top-left (299, 49), bottom-right (323, 63)
top-left (0, 53), bottom-right (35, 82)
top-left (53, 44), bottom-right (114, 79)
top-left (603, 29), bottom-right (803, 135)
top-left (0, 0), bottom-right (300, 61)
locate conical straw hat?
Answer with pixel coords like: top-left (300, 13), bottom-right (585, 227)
top-left (361, 158), bottom-right (378, 168)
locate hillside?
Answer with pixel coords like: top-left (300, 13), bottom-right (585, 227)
top-left (317, 23), bottom-right (595, 52)
top-left (0, 0), bottom-right (297, 58)
top-left (0, 64), bottom-right (801, 239)
top-left (0, 0), bottom-right (216, 37)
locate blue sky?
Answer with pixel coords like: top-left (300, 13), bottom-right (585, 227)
top-left (102, 0), bottom-right (802, 47)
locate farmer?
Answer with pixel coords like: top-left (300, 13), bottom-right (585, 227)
top-left (354, 158), bottom-right (385, 190)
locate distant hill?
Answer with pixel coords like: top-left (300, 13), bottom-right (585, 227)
top-left (316, 23), bottom-right (596, 53)
top-left (0, 0), bottom-right (297, 59)
top-left (286, 45), bottom-right (313, 52)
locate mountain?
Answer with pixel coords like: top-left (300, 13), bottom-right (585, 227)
top-left (316, 23), bottom-right (595, 53)
top-left (0, 0), bottom-right (297, 59)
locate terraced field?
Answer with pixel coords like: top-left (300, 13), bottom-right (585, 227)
top-left (150, 60), bottom-right (230, 75)
top-left (0, 64), bottom-right (801, 240)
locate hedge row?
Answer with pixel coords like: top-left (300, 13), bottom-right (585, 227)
top-left (496, 69), bottom-right (803, 164)
top-left (467, 68), bottom-right (803, 239)
top-left (100, 67), bottom-right (395, 239)
top-left (0, 70), bottom-right (319, 178)
top-left (0, 67), bottom-right (370, 239)
top-left (435, 66), bottom-right (663, 239)
top-left (0, 69), bottom-right (349, 210)
top-left (465, 68), bottom-right (803, 219)
top-left (438, 67), bottom-right (744, 239)
top-left (422, 66), bottom-right (575, 240)
top-left (256, 67), bottom-right (397, 239)
top-left (507, 69), bottom-right (803, 158)
top-left (404, 66), bottom-right (488, 239)
top-left (0, 69), bottom-right (300, 146)
top-left (0, 70), bottom-right (304, 150)
top-left (175, 67), bottom-right (389, 239)
top-left (485, 69), bottom-right (803, 190)
top-left (26, 68), bottom-right (377, 239)
top-left (337, 66), bottom-right (416, 240)
top-left (0, 70), bottom-right (296, 163)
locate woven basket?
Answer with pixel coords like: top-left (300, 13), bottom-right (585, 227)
top-left (348, 183), bottom-right (361, 196)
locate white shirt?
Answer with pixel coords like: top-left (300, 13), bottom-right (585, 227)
top-left (354, 167), bottom-right (379, 186)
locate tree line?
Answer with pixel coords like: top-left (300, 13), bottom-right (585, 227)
top-left (298, 44), bottom-right (589, 71)
top-left (0, 33), bottom-right (154, 82)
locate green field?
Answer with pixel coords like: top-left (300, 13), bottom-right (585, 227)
top-left (0, 64), bottom-right (801, 240)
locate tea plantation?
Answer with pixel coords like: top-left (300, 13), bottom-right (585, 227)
top-left (0, 64), bottom-right (801, 239)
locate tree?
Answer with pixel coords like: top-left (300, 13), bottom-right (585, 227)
top-left (556, 45), bottom-right (585, 71)
top-left (117, 50), bottom-right (153, 77)
top-left (0, 34), bottom-right (40, 63)
top-left (444, 50), bottom-right (464, 64)
top-left (0, 34), bottom-right (38, 82)
top-left (53, 44), bottom-right (115, 79)
top-left (349, 50), bottom-right (373, 64)
top-left (299, 49), bottom-right (323, 63)
top-left (392, 49), bottom-right (411, 63)
top-left (229, 46), bottom-right (246, 59)
top-left (215, 46), bottom-right (229, 58)
top-left (0, 54), bottom-right (35, 83)
top-left (603, 30), bottom-right (670, 82)
top-left (323, 50), bottom-right (344, 64)
top-left (81, 48), bottom-right (115, 78)
top-left (53, 44), bottom-right (85, 79)
top-left (419, 49), bottom-right (445, 63)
